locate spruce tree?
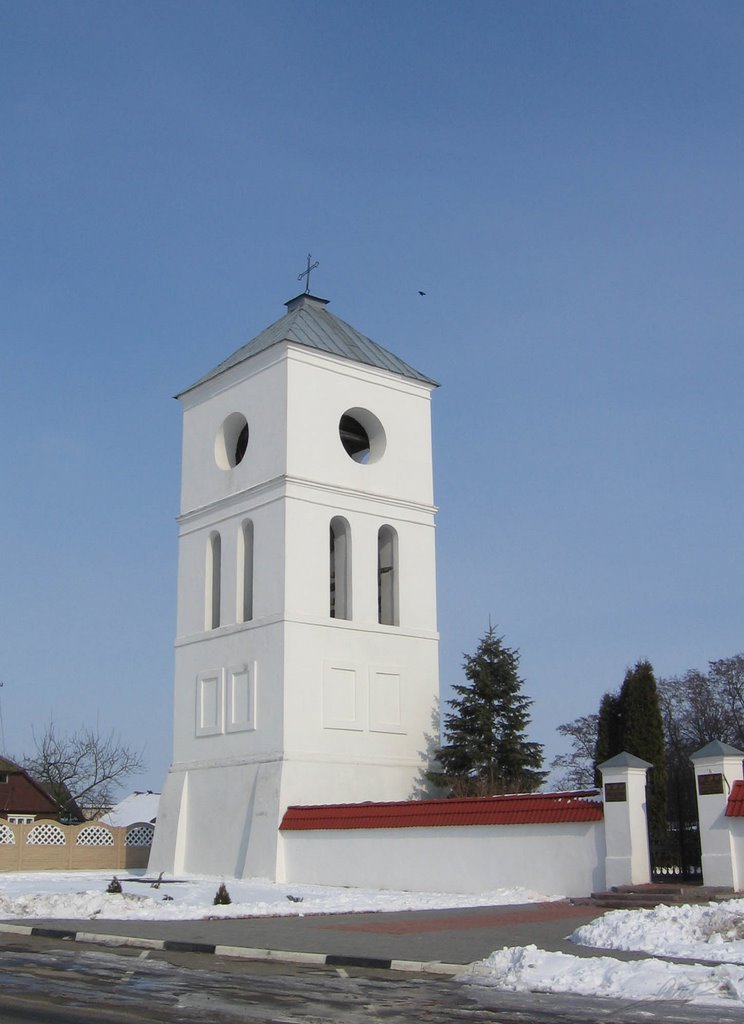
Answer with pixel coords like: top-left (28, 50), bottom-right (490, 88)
top-left (429, 626), bottom-right (546, 795)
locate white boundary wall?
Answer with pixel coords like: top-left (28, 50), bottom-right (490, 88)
top-left (730, 820), bottom-right (744, 891)
top-left (281, 819), bottom-right (606, 898)
top-left (279, 757), bottom-right (656, 898)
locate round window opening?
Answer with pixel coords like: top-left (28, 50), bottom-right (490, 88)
top-left (338, 408), bottom-right (386, 464)
top-left (215, 412), bottom-right (249, 470)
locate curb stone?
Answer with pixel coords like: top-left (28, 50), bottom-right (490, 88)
top-left (0, 922), bottom-right (464, 976)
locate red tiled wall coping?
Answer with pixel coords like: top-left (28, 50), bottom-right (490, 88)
top-left (280, 790), bottom-right (603, 831)
top-left (726, 779), bottom-right (744, 817)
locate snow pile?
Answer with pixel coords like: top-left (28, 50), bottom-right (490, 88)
top-left (0, 871), bottom-right (558, 921)
top-left (570, 899), bottom-right (744, 964)
top-left (464, 899), bottom-right (744, 1007)
top-left (463, 945), bottom-right (744, 1006)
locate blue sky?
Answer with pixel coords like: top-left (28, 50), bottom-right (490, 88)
top-left (1, 1), bottom-right (742, 793)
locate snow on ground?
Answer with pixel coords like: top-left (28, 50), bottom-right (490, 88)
top-left (462, 945), bottom-right (744, 1008)
top-left (0, 870), bottom-right (558, 921)
top-left (462, 898), bottom-right (744, 1007)
top-left (7, 872), bottom-right (744, 1008)
top-left (570, 899), bottom-right (744, 964)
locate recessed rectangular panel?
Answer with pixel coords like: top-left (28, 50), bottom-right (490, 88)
top-left (369, 669), bottom-right (404, 734)
top-left (226, 663), bottom-right (256, 733)
top-left (196, 670), bottom-right (223, 736)
top-left (323, 664), bottom-right (362, 731)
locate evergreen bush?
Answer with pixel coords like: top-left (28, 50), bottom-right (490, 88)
top-left (213, 882), bottom-right (232, 905)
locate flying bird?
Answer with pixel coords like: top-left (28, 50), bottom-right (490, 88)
top-left (418, 290), bottom-right (426, 296)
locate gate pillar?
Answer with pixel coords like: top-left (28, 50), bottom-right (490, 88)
top-left (691, 740), bottom-right (744, 890)
top-left (599, 752), bottom-right (652, 889)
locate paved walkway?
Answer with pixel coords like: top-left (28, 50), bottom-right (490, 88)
top-left (0, 901), bottom-right (652, 973)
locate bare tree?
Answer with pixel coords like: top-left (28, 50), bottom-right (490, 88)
top-left (21, 723), bottom-right (146, 820)
top-left (658, 654), bottom-right (744, 755)
top-left (550, 714), bottom-right (599, 790)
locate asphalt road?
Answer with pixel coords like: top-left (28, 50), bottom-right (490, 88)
top-left (1, 935), bottom-right (744, 1024)
top-left (6, 901), bottom-right (619, 966)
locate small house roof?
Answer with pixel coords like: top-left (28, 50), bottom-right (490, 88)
top-left (280, 791), bottom-right (603, 831)
top-left (100, 791), bottom-right (160, 827)
top-left (178, 293), bottom-right (438, 397)
top-left (0, 756), bottom-right (63, 816)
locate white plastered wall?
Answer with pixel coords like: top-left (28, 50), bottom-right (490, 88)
top-left (178, 347), bottom-right (289, 516)
top-left (280, 822), bottom-right (606, 898)
top-left (278, 347), bottom-right (439, 808)
top-left (284, 345), bottom-right (435, 507)
top-left (152, 332), bottom-right (440, 879)
top-left (730, 820), bottom-right (744, 892)
top-left (599, 762), bottom-right (651, 889)
top-left (692, 752), bottom-right (744, 890)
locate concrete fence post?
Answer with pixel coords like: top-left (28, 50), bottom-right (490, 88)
top-left (691, 740), bottom-right (744, 890)
top-left (598, 751), bottom-right (652, 889)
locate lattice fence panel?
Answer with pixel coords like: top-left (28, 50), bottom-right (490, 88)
top-left (27, 823), bottom-right (65, 846)
top-left (125, 824), bottom-right (154, 847)
top-left (0, 824), bottom-right (16, 845)
top-left (76, 825), bottom-right (115, 847)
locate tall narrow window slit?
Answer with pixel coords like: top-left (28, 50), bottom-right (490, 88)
top-left (206, 531), bottom-right (222, 630)
top-left (330, 517), bottom-right (352, 620)
top-left (378, 525), bottom-right (398, 626)
top-left (238, 519), bottom-right (254, 622)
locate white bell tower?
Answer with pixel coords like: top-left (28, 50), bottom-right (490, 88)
top-left (150, 291), bottom-right (440, 879)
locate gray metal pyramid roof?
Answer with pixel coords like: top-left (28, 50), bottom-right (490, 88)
top-left (179, 293), bottom-right (438, 396)
top-left (691, 740), bottom-right (744, 760)
top-left (597, 751), bottom-right (653, 771)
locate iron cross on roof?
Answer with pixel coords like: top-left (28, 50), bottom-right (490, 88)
top-left (297, 253), bottom-right (319, 294)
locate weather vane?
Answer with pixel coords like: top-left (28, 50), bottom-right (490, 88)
top-left (297, 253), bottom-right (319, 294)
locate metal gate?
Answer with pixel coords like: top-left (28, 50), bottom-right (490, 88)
top-left (649, 822), bottom-right (702, 883)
